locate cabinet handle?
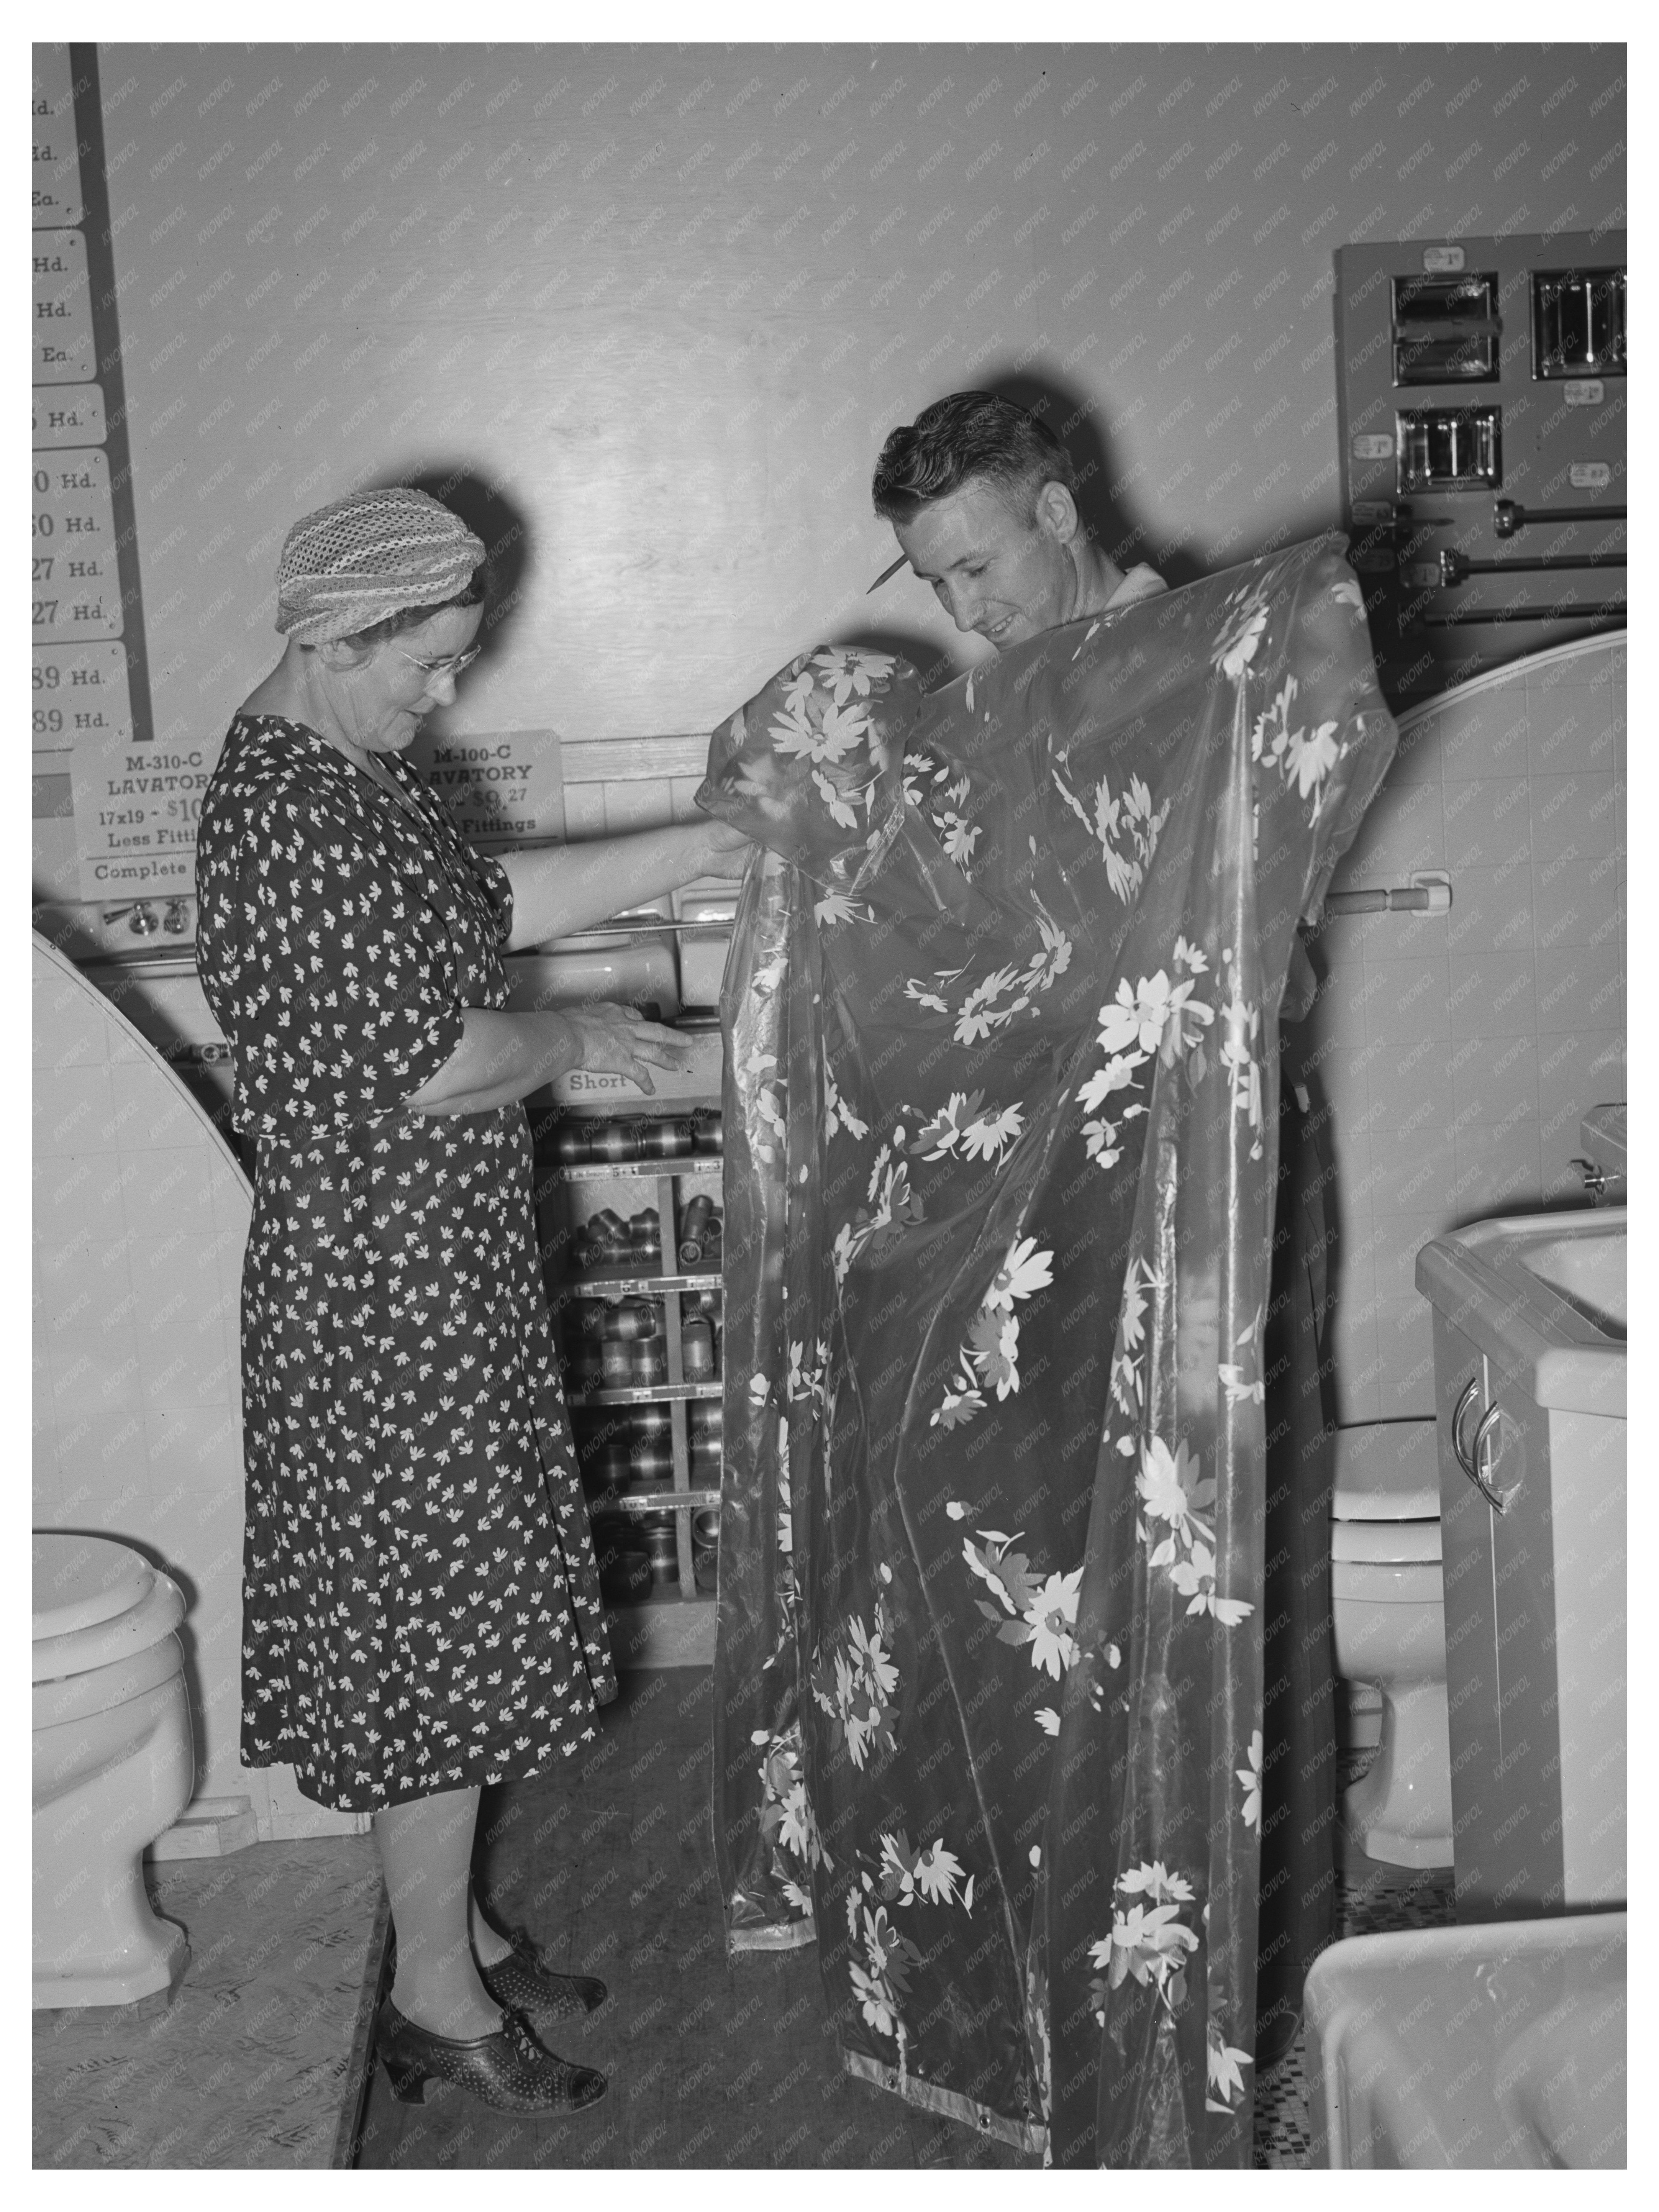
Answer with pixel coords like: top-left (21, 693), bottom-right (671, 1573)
top-left (1467, 1402), bottom-right (1514, 1515)
top-left (1451, 1376), bottom-right (1483, 1476)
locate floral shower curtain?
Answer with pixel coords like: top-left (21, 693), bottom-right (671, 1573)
top-left (699, 535), bottom-right (1396, 2166)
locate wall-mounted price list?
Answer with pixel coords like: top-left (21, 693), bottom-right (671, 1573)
top-left (33, 43), bottom-right (176, 900)
top-left (33, 449), bottom-right (119, 640)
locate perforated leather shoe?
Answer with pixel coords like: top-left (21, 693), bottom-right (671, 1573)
top-left (478, 1933), bottom-right (609, 2023)
top-left (375, 2000), bottom-right (607, 2113)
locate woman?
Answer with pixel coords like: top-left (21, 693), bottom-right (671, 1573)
top-left (195, 486), bottom-right (749, 2114)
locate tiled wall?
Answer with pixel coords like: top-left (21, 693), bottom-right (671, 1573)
top-left (31, 935), bottom-right (365, 1841)
top-left (1307, 636), bottom-right (1626, 1424)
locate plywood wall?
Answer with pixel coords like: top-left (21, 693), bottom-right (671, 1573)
top-left (99, 41), bottom-right (1625, 761)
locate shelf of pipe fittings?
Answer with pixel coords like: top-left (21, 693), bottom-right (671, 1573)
top-left (551, 1158), bottom-right (721, 1182)
top-left (555, 1271), bottom-right (723, 1298)
top-left (565, 1382), bottom-right (724, 1408)
top-left (586, 1487), bottom-right (722, 1515)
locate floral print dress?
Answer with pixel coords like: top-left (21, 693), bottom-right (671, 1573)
top-left (195, 714), bottom-right (615, 1814)
top-left (698, 538), bottom-right (1397, 2165)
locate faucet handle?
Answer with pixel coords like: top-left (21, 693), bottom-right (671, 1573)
top-left (1570, 1156), bottom-right (1623, 1205)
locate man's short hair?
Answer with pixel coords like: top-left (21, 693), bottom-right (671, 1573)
top-left (871, 391), bottom-right (1077, 526)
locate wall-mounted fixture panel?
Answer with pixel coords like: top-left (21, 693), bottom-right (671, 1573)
top-left (1336, 230), bottom-right (1626, 707)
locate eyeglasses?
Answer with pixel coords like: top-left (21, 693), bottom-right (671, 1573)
top-left (396, 644), bottom-right (481, 680)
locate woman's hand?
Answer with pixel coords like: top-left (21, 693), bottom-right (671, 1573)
top-left (562, 1002), bottom-right (694, 1096)
top-left (699, 817), bottom-right (755, 880)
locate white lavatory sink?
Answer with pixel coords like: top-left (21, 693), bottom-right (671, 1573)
top-left (1416, 1207), bottom-right (1626, 1417)
top-left (1304, 1913), bottom-right (1627, 2168)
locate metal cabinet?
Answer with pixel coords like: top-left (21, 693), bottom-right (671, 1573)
top-left (1432, 1308), bottom-right (1626, 1919)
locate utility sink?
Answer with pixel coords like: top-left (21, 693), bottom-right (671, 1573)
top-left (1416, 1207), bottom-right (1625, 1417)
top-left (1304, 1913), bottom-right (1627, 2168)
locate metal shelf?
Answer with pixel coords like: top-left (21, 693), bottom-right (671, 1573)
top-left (588, 1487), bottom-right (721, 1515)
top-left (566, 1382), bottom-right (723, 1407)
top-left (552, 1158), bottom-right (721, 1182)
top-left (555, 1271), bottom-right (722, 1297)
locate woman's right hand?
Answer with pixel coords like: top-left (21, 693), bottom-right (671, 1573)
top-left (562, 1002), bottom-right (693, 1097)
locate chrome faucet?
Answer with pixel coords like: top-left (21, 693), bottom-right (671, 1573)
top-left (1570, 1158), bottom-right (1625, 1207)
top-left (101, 901), bottom-right (158, 935)
top-left (163, 898), bottom-right (190, 933)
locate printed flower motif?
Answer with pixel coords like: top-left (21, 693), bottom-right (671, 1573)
top-left (1237, 1729), bottom-right (1263, 1832)
top-left (877, 1830), bottom-right (970, 1910)
top-left (1207, 2014), bottom-right (1253, 2113)
top-left (811, 1605), bottom-right (902, 1772)
top-left (960, 1104), bottom-right (1025, 1163)
top-left (1025, 1569), bottom-right (1084, 1679)
top-left (1052, 763), bottom-right (1170, 905)
top-left (1283, 718), bottom-right (1341, 805)
top-left (1215, 596), bottom-right (1269, 680)
top-left (1329, 575), bottom-right (1364, 612)
top-left (810, 645), bottom-right (897, 703)
top-left (814, 890), bottom-right (872, 928)
top-left (1097, 970), bottom-right (1213, 1062)
top-left (962, 1530), bottom-right (1083, 1681)
top-left (1089, 1861), bottom-right (1200, 2024)
top-left (985, 1236), bottom-right (1054, 1313)
top-left (848, 1901), bottom-right (922, 2042)
top-left (1218, 1305), bottom-right (1264, 1407)
top-left (1138, 1436), bottom-right (1215, 1551)
top-left (1020, 916), bottom-right (1073, 995)
top-left (1218, 971), bottom-right (1263, 1141)
top-left (823, 1058), bottom-right (870, 1142)
top-left (939, 811), bottom-right (980, 868)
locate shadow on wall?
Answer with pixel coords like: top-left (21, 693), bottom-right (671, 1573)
top-left (828, 369), bottom-right (1215, 677)
top-left (990, 367), bottom-right (1210, 592)
top-left (402, 466), bottom-right (534, 662)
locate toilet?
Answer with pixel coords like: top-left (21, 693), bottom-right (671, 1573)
top-left (33, 1532), bottom-right (195, 2009)
top-left (1330, 1421), bottom-right (1452, 1869)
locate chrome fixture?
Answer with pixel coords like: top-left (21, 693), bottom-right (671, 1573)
top-left (101, 902), bottom-right (158, 935)
top-left (1570, 1158), bottom-right (1625, 1207)
top-left (163, 899), bottom-right (190, 933)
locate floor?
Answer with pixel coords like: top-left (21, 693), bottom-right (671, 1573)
top-left (32, 1835), bottom-right (383, 2169)
top-left (356, 1672), bottom-right (1453, 2171)
top-left (31, 1682), bottom-right (1452, 2171)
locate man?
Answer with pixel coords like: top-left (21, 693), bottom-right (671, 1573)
top-left (870, 389), bottom-right (1165, 651)
top-left (871, 387), bottom-right (1339, 2085)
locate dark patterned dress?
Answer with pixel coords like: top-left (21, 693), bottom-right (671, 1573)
top-left (196, 713), bottom-right (616, 1812)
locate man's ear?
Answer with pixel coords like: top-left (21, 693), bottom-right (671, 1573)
top-left (1034, 479), bottom-right (1081, 546)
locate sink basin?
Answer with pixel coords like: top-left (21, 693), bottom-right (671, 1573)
top-left (1415, 1208), bottom-right (1625, 1416)
top-left (1305, 1912), bottom-right (1627, 2168)
top-left (1513, 1229), bottom-right (1626, 1339)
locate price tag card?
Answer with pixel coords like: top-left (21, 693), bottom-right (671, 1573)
top-left (409, 728), bottom-right (565, 846)
top-left (32, 46), bottom-right (83, 228)
top-left (33, 228), bottom-right (94, 383)
top-left (33, 446), bottom-right (119, 639)
top-left (69, 673), bottom-right (202, 901)
top-left (33, 382), bottom-right (106, 447)
top-left (33, 639), bottom-right (131, 767)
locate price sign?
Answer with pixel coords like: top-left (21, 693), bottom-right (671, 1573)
top-left (33, 447), bottom-right (120, 640)
top-left (34, 639), bottom-right (132, 765)
top-left (33, 227), bottom-right (94, 383)
top-left (70, 710), bottom-right (204, 900)
top-left (32, 46), bottom-right (82, 227)
top-left (33, 381), bottom-right (105, 448)
top-left (410, 729), bottom-right (566, 846)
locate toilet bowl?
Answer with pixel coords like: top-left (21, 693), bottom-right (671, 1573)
top-left (32, 1532), bottom-right (195, 2009)
top-left (1330, 1422), bottom-right (1452, 1869)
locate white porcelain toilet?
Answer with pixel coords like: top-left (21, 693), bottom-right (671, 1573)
top-left (1330, 1421), bottom-right (1452, 1869)
top-left (32, 1532), bottom-right (195, 2009)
